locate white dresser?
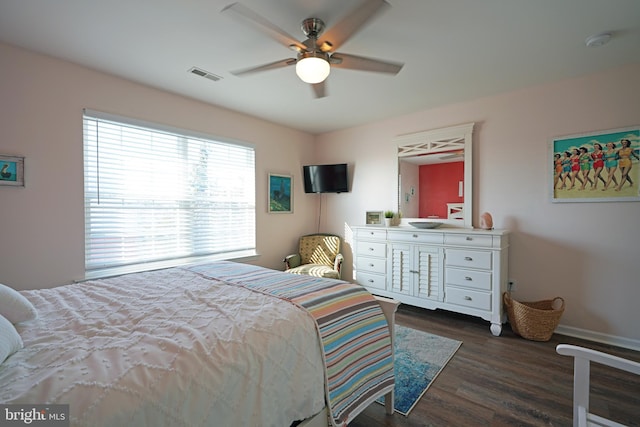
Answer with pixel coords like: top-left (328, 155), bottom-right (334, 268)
top-left (353, 225), bottom-right (509, 336)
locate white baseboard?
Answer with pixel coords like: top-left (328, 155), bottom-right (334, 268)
top-left (555, 324), bottom-right (640, 352)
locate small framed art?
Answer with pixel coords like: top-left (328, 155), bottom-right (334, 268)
top-left (365, 211), bottom-right (383, 225)
top-left (268, 173), bottom-right (292, 213)
top-left (0, 155), bottom-right (24, 187)
top-left (550, 125), bottom-right (639, 203)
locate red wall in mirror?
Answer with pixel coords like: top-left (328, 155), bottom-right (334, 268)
top-left (419, 162), bottom-right (464, 218)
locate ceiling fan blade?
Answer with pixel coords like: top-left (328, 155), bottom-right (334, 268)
top-left (311, 81), bottom-right (326, 98)
top-left (330, 53), bottom-right (403, 74)
top-left (221, 3), bottom-right (306, 51)
top-left (231, 58), bottom-right (296, 76)
top-left (316, 0), bottom-right (390, 52)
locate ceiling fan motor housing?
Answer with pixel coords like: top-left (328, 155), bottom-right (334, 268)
top-left (301, 18), bottom-right (325, 38)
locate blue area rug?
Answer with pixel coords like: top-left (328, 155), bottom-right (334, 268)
top-left (378, 325), bottom-right (462, 416)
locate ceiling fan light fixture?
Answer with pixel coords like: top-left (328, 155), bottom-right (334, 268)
top-left (296, 53), bottom-right (330, 84)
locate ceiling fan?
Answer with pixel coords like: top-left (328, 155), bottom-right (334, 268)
top-left (221, 0), bottom-right (404, 98)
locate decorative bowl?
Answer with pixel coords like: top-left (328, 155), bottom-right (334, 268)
top-left (409, 221), bottom-right (443, 229)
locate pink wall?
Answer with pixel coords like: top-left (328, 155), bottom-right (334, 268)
top-left (316, 63), bottom-right (640, 347)
top-left (0, 42), bottom-right (318, 289)
top-left (419, 162), bottom-right (464, 218)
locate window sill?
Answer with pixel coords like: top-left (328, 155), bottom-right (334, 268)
top-left (83, 250), bottom-right (259, 281)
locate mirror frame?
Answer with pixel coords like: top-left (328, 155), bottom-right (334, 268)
top-left (394, 122), bottom-right (475, 229)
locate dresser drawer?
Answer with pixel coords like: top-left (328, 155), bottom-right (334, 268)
top-left (356, 241), bottom-right (386, 258)
top-left (446, 249), bottom-right (492, 270)
top-left (388, 230), bottom-right (444, 245)
top-left (356, 256), bottom-right (386, 274)
top-left (356, 228), bottom-right (387, 240)
top-left (355, 271), bottom-right (386, 290)
top-left (444, 234), bottom-right (493, 248)
top-left (445, 267), bottom-right (491, 291)
top-left (445, 287), bottom-right (491, 310)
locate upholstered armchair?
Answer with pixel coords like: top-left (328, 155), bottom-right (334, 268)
top-left (283, 234), bottom-right (343, 279)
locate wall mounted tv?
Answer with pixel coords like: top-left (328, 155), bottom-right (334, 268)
top-left (303, 163), bottom-right (349, 193)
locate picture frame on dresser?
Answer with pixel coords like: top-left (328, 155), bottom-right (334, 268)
top-left (550, 125), bottom-right (640, 203)
top-left (0, 155), bottom-right (24, 187)
top-left (365, 211), bottom-right (383, 225)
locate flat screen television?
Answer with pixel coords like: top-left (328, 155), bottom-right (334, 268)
top-left (303, 163), bottom-right (349, 193)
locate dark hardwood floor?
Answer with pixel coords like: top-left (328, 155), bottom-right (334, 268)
top-left (350, 306), bottom-right (640, 427)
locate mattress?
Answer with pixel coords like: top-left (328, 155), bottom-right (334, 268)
top-left (0, 266), bottom-right (326, 427)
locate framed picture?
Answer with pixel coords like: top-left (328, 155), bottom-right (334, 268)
top-left (0, 155), bottom-right (24, 187)
top-left (550, 126), bottom-right (640, 203)
top-left (268, 173), bottom-right (292, 213)
top-left (366, 211), bottom-right (383, 225)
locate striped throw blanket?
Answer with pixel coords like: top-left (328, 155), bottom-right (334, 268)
top-left (186, 261), bottom-right (394, 427)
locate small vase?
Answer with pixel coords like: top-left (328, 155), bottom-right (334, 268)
top-left (384, 218), bottom-right (392, 227)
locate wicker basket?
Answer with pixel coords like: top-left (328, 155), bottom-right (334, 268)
top-left (503, 292), bottom-right (565, 342)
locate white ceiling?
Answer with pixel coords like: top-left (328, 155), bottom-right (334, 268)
top-left (1, 0), bottom-right (638, 134)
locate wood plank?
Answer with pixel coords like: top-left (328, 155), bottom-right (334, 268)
top-left (349, 306), bottom-right (640, 426)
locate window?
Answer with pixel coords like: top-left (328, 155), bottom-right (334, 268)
top-left (83, 110), bottom-right (255, 276)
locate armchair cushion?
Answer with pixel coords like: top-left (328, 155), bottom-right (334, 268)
top-left (286, 264), bottom-right (340, 279)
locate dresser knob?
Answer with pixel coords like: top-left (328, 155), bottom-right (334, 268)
top-left (464, 296), bottom-right (472, 300)
top-left (413, 234), bottom-right (418, 238)
top-left (369, 247), bottom-right (374, 251)
top-left (465, 276), bottom-right (472, 281)
top-left (369, 263), bottom-right (374, 267)
top-left (368, 279), bottom-right (374, 283)
top-left (466, 236), bottom-right (473, 241)
top-left (465, 256), bottom-right (473, 261)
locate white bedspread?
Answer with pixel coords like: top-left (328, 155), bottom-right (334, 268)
top-left (0, 267), bottom-right (326, 427)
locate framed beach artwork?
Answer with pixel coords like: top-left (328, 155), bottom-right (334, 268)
top-left (268, 173), bottom-right (292, 213)
top-left (0, 155), bottom-right (24, 187)
top-left (550, 126), bottom-right (640, 203)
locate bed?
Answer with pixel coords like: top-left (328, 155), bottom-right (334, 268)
top-left (0, 261), bottom-right (396, 427)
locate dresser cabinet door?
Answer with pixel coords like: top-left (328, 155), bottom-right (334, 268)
top-left (389, 243), bottom-right (443, 301)
top-left (389, 243), bottom-right (412, 295)
top-left (414, 246), bottom-right (443, 301)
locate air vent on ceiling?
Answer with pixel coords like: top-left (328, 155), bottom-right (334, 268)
top-left (188, 67), bottom-right (222, 82)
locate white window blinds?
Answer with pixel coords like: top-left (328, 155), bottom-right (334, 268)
top-left (83, 110), bottom-right (255, 274)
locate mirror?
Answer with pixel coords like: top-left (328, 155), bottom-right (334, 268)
top-left (394, 123), bottom-right (474, 228)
